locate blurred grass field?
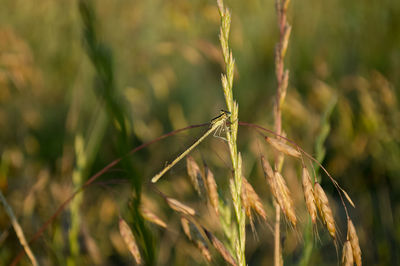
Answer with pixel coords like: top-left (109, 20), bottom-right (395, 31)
top-left (0, 0), bottom-right (399, 265)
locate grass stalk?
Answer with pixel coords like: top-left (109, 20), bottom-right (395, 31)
top-left (0, 191), bottom-right (38, 266)
top-left (273, 0), bottom-right (291, 265)
top-left (216, 1), bottom-right (246, 265)
top-left (78, 0), bottom-right (155, 264)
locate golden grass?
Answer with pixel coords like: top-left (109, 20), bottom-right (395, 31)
top-left (301, 166), bottom-right (317, 224)
top-left (314, 182), bottom-right (336, 239)
top-left (119, 217), bottom-right (142, 265)
top-left (348, 219), bottom-right (362, 266)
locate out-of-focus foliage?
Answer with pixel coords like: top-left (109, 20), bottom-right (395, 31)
top-left (0, 0), bottom-right (399, 265)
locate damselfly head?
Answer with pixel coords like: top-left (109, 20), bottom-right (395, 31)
top-left (220, 109), bottom-right (231, 116)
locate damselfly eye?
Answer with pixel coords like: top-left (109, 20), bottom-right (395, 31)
top-left (220, 109), bottom-right (231, 115)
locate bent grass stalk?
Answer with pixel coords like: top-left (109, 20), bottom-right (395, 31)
top-left (151, 110), bottom-right (231, 183)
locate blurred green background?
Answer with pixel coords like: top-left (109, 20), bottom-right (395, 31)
top-left (0, 0), bottom-right (399, 265)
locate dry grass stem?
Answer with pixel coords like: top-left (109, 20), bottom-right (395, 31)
top-left (119, 218), bottom-right (142, 265)
top-left (205, 167), bottom-right (219, 216)
top-left (0, 192), bottom-right (39, 266)
top-left (265, 136), bottom-right (301, 158)
top-left (166, 197), bottom-right (196, 216)
top-left (342, 240), bottom-right (354, 266)
top-left (204, 228), bottom-right (238, 266)
top-left (187, 156), bottom-right (206, 198)
top-left (141, 208), bottom-right (167, 228)
top-left (314, 183), bottom-right (336, 239)
top-left (302, 167), bottom-right (317, 224)
top-left (348, 219), bottom-right (362, 266)
top-left (280, 25), bottom-right (292, 58)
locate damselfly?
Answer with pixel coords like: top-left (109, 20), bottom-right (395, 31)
top-left (151, 110), bottom-right (231, 183)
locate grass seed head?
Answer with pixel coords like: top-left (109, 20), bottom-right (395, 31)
top-left (204, 228), bottom-right (238, 266)
top-left (181, 217), bottom-right (192, 240)
top-left (342, 240), bottom-right (354, 266)
top-left (274, 171), bottom-right (297, 226)
top-left (261, 156), bottom-right (296, 226)
top-left (195, 239), bottom-right (212, 262)
top-left (261, 155), bottom-right (274, 180)
top-left (261, 156), bottom-right (280, 205)
top-left (187, 156), bottom-right (206, 198)
top-left (302, 167), bottom-right (317, 224)
top-left (181, 218), bottom-right (212, 262)
top-left (240, 177), bottom-right (252, 223)
top-left (206, 167), bottom-right (219, 216)
top-left (242, 177), bottom-right (267, 221)
top-left (141, 208), bottom-right (167, 228)
top-left (314, 182), bottom-right (336, 239)
top-left (348, 219), bottom-right (362, 266)
top-left (119, 218), bottom-right (142, 265)
top-left (166, 197), bottom-right (196, 216)
top-left (264, 136), bottom-right (301, 158)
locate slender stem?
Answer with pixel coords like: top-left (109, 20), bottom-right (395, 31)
top-left (273, 0), bottom-right (291, 264)
top-left (0, 191), bottom-right (38, 266)
top-left (274, 204), bottom-right (281, 266)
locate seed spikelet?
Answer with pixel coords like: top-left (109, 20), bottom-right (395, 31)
top-left (342, 240), bottom-right (354, 266)
top-left (302, 167), bottom-right (317, 224)
top-left (166, 197), bottom-right (196, 216)
top-left (314, 183), bottom-right (336, 239)
top-left (348, 219), bottom-right (362, 266)
top-left (206, 167), bottom-right (219, 216)
top-left (265, 136), bottom-right (301, 158)
top-left (119, 218), bottom-right (142, 265)
top-left (203, 228), bottom-right (237, 266)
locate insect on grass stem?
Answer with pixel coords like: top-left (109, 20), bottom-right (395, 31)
top-left (151, 110), bottom-right (231, 183)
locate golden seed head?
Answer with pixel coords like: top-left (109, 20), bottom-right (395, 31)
top-left (206, 167), bottom-right (219, 216)
top-left (180, 217), bottom-right (192, 240)
top-left (302, 167), bottom-right (317, 224)
top-left (141, 208), bottom-right (167, 228)
top-left (119, 218), bottom-right (142, 265)
top-left (195, 239), bottom-right (212, 262)
top-left (242, 177), bottom-right (267, 221)
top-left (166, 197), bottom-right (196, 216)
top-left (264, 136), bottom-right (301, 158)
top-left (274, 171), bottom-right (297, 226)
top-left (240, 177), bottom-right (252, 222)
top-left (314, 182), bottom-right (336, 239)
top-left (261, 156), bottom-right (274, 180)
top-left (342, 240), bottom-right (354, 266)
top-left (348, 219), bottom-right (362, 266)
top-left (186, 156), bottom-right (206, 198)
top-left (204, 228), bottom-right (238, 266)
